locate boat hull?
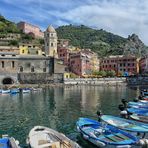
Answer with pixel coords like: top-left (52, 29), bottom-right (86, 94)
top-left (101, 115), bottom-right (148, 133)
top-left (77, 118), bottom-right (138, 148)
top-left (27, 126), bottom-right (81, 148)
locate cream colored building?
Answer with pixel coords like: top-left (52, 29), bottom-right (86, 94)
top-left (44, 25), bottom-right (58, 58)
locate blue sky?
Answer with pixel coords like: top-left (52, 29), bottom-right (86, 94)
top-left (1, 0), bottom-right (148, 45)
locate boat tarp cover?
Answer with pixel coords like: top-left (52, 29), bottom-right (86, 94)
top-left (77, 118), bottom-right (138, 145)
top-left (101, 115), bottom-right (148, 133)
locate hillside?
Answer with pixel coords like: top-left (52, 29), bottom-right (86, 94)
top-left (56, 25), bottom-right (148, 57)
top-left (0, 15), bottom-right (43, 46)
top-left (0, 15), bottom-right (20, 33)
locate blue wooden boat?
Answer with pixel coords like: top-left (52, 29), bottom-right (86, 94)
top-left (76, 118), bottom-right (138, 147)
top-left (1, 89), bottom-right (11, 94)
top-left (128, 102), bottom-right (148, 109)
top-left (0, 136), bottom-right (20, 148)
top-left (10, 88), bottom-right (20, 94)
top-left (127, 108), bottom-right (148, 116)
top-left (130, 114), bottom-right (148, 123)
top-left (101, 115), bottom-right (148, 133)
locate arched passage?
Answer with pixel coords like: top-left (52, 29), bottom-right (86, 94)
top-left (2, 77), bottom-right (14, 84)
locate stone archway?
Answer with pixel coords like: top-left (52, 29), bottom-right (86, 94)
top-left (2, 77), bottom-right (14, 85)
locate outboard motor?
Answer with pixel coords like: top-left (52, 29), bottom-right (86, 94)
top-left (118, 104), bottom-right (125, 111)
top-left (133, 98), bottom-right (139, 102)
top-left (138, 95), bottom-right (143, 100)
top-left (97, 110), bottom-right (102, 122)
top-left (121, 99), bottom-right (127, 108)
top-left (118, 104), bottom-right (128, 119)
top-left (138, 139), bottom-right (148, 148)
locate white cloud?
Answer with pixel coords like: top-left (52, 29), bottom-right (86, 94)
top-left (1, 0), bottom-right (148, 45)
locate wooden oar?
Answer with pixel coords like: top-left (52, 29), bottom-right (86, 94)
top-left (49, 133), bottom-right (72, 148)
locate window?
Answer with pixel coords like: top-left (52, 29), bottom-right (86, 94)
top-left (12, 61), bottom-right (15, 68)
top-left (51, 33), bottom-right (53, 36)
top-left (22, 50), bottom-right (24, 53)
top-left (43, 68), bottom-right (46, 72)
top-left (51, 43), bottom-right (53, 47)
top-left (31, 66), bottom-right (34, 72)
top-left (20, 66), bottom-right (23, 72)
top-left (2, 61), bottom-right (4, 68)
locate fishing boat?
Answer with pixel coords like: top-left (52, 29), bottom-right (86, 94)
top-left (128, 102), bottom-right (148, 109)
top-left (27, 126), bottom-right (81, 148)
top-left (1, 89), bottom-right (11, 94)
top-left (127, 108), bottom-right (148, 116)
top-left (143, 96), bottom-right (148, 101)
top-left (22, 88), bottom-right (31, 93)
top-left (101, 115), bottom-right (148, 133)
top-left (0, 135), bottom-right (20, 148)
top-left (76, 118), bottom-right (138, 148)
top-left (130, 114), bottom-right (148, 123)
top-left (10, 88), bottom-right (20, 94)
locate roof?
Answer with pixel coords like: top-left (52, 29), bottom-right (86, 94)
top-left (46, 25), bottom-right (56, 33)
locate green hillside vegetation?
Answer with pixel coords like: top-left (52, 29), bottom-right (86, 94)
top-left (56, 25), bottom-right (148, 57)
top-left (0, 15), bottom-right (20, 33)
top-left (0, 15), bottom-right (44, 46)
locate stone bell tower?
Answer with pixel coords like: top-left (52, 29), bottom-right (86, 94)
top-left (44, 25), bottom-right (58, 58)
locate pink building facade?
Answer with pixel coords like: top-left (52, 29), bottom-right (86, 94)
top-left (139, 55), bottom-right (148, 74)
top-left (17, 22), bottom-right (44, 38)
top-left (69, 49), bottom-right (99, 77)
top-left (100, 55), bottom-right (138, 76)
top-left (57, 47), bottom-right (69, 65)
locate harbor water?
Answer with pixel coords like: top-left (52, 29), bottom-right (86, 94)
top-left (0, 85), bottom-right (142, 147)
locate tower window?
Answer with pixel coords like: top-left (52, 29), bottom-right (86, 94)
top-left (2, 61), bottom-right (4, 68)
top-left (12, 61), bottom-right (15, 68)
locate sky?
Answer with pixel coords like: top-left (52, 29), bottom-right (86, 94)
top-left (0, 0), bottom-right (148, 45)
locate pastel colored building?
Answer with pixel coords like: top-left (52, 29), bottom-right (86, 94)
top-left (100, 55), bottom-right (138, 76)
top-left (19, 44), bottom-right (42, 55)
top-left (57, 45), bottom-right (81, 65)
top-left (139, 55), bottom-right (148, 74)
top-left (0, 46), bottom-right (19, 55)
top-left (69, 49), bottom-right (99, 77)
top-left (17, 22), bottom-right (44, 38)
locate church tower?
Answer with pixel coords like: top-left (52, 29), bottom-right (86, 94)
top-left (44, 25), bottom-right (58, 58)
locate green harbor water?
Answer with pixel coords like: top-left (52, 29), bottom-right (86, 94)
top-left (0, 85), bottom-right (142, 147)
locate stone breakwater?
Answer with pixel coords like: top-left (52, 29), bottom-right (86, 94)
top-left (126, 77), bottom-right (148, 85)
top-left (64, 77), bottom-right (127, 86)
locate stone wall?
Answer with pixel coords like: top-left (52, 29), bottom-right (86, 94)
top-left (64, 77), bottom-right (126, 85)
top-left (18, 73), bottom-right (54, 84)
top-left (127, 77), bottom-right (148, 85)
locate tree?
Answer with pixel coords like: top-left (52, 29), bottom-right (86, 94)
top-left (9, 40), bottom-right (18, 46)
top-left (106, 70), bottom-right (116, 77)
top-left (99, 71), bottom-right (107, 77)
